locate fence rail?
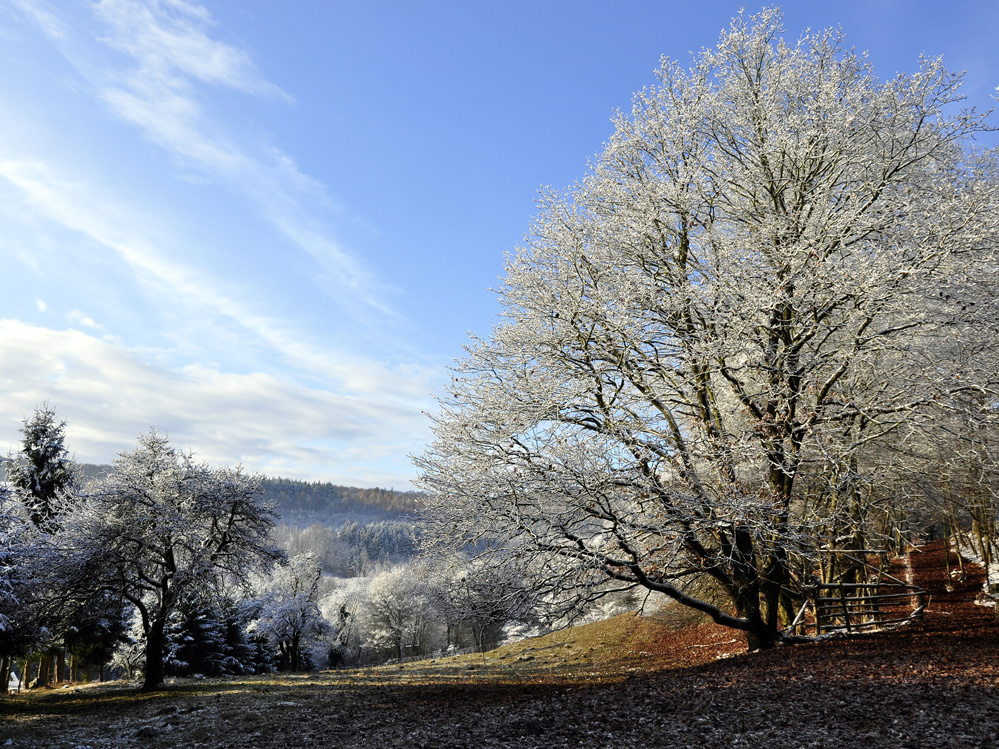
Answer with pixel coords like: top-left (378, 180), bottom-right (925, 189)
top-left (781, 549), bottom-right (927, 637)
top-left (811, 582), bottom-right (925, 635)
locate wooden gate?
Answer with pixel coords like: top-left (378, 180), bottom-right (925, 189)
top-left (788, 550), bottom-right (926, 636)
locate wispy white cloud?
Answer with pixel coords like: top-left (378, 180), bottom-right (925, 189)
top-left (0, 157), bottom-right (231, 316)
top-left (0, 1), bottom-right (440, 486)
top-left (66, 309), bottom-right (105, 331)
top-left (0, 320), bottom-right (427, 487)
top-left (8, 0), bottom-right (392, 320)
top-left (0, 158), bottom-right (438, 403)
top-left (89, 0), bottom-right (394, 317)
top-left (8, 0), bottom-right (68, 40)
top-left (95, 0), bottom-right (290, 99)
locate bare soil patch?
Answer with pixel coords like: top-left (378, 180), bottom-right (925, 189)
top-left (2, 541), bottom-right (997, 747)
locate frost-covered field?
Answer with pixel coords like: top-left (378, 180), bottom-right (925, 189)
top-left (2, 542), bottom-right (996, 749)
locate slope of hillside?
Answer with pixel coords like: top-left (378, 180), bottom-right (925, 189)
top-left (2, 542), bottom-right (996, 748)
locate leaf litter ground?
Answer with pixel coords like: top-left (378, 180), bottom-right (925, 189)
top-left (2, 540), bottom-right (997, 747)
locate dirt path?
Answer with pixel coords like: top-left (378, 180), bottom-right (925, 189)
top-left (2, 542), bottom-right (997, 748)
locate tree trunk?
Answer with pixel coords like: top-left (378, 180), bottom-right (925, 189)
top-left (732, 579), bottom-right (777, 651)
top-left (33, 654), bottom-right (51, 688)
top-left (763, 547), bottom-right (793, 636)
top-left (0, 656), bottom-right (10, 695)
top-left (742, 611), bottom-right (777, 651)
top-left (55, 650), bottom-right (65, 685)
top-left (143, 616), bottom-right (167, 690)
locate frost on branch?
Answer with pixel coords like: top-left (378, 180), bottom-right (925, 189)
top-left (0, 487), bottom-right (24, 633)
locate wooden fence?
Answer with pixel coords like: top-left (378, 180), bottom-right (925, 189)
top-left (811, 581), bottom-right (926, 635)
top-left (785, 549), bottom-right (926, 637)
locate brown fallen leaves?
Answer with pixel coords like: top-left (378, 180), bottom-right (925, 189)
top-left (2, 540), bottom-right (997, 748)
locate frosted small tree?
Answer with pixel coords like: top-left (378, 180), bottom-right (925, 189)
top-left (361, 566), bottom-right (440, 661)
top-left (417, 8), bottom-right (999, 650)
top-left (163, 595), bottom-right (251, 677)
top-left (320, 577), bottom-right (366, 665)
top-left (0, 487), bottom-right (27, 691)
top-left (4, 405), bottom-right (78, 688)
top-left (0, 487), bottom-right (24, 626)
top-left (428, 555), bottom-right (535, 652)
top-left (248, 553), bottom-right (332, 672)
top-left (7, 404), bottom-right (75, 528)
top-left (64, 432), bottom-right (282, 689)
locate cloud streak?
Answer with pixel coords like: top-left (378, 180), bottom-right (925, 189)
top-left (9, 0), bottom-right (392, 320)
top-left (8, 0), bottom-right (68, 40)
top-left (66, 309), bottom-right (106, 331)
top-left (90, 0), bottom-right (392, 318)
top-left (0, 157), bottom-right (435, 402)
top-left (0, 321), bottom-right (426, 487)
top-left (95, 0), bottom-right (290, 99)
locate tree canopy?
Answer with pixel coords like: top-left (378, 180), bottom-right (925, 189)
top-left (417, 9), bottom-right (999, 650)
top-left (63, 432), bottom-right (283, 689)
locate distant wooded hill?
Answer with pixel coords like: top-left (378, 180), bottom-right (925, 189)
top-left (257, 476), bottom-right (423, 520)
top-left (6, 462), bottom-right (423, 524)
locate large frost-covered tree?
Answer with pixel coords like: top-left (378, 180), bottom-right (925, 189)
top-left (64, 432), bottom-right (282, 689)
top-left (417, 9), bottom-right (999, 650)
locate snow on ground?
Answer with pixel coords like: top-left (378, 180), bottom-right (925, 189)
top-left (955, 537), bottom-right (998, 607)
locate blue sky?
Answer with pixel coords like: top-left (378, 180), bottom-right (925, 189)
top-left (1, 0), bottom-right (997, 489)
